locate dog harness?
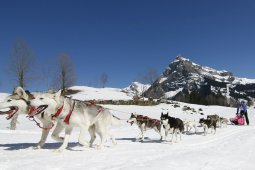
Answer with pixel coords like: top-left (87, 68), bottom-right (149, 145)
top-left (51, 101), bottom-right (76, 125)
top-left (83, 101), bottom-right (105, 113)
top-left (136, 115), bottom-right (161, 126)
top-left (51, 103), bottom-right (65, 120)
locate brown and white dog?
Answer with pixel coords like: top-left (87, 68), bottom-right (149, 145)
top-left (127, 113), bottom-right (162, 141)
top-left (199, 118), bottom-right (217, 136)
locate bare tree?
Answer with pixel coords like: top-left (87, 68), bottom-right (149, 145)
top-left (41, 61), bottom-right (54, 90)
top-left (7, 39), bottom-right (36, 130)
top-left (53, 54), bottom-right (76, 90)
top-left (8, 39), bottom-right (36, 88)
top-left (135, 67), bottom-right (159, 100)
top-left (100, 72), bottom-right (108, 88)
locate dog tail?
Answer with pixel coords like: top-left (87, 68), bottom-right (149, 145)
top-left (111, 114), bottom-right (122, 126)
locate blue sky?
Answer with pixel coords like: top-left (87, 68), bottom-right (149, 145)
top-left (0, 0), bottom-right (255, 93)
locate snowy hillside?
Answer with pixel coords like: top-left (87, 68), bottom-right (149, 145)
top-left (68, 83), bottom-right (150, 101)
top-left (69, 86), bottom-right (133, 100)
top-left (1, 88), bottom-right (255, 170)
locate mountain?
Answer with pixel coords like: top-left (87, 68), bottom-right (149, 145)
top-left (122, 81), bottom-right (151, 97)
top-left (144, 56), bottom-right (255, 105)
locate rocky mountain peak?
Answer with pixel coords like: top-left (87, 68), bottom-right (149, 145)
top-left (144, 56), bottom-right (255, 105)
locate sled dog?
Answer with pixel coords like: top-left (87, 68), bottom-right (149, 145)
top-left (207, 114), bottom-right (221, 127)
top-left (127, 113), bottom-right (162, 141)
top-left (183, 119), bottom-right (198, 134)
top-left (29, 90), bottom-right (120, 152)
top-left (199, 118), bottom-right (217, 135)
top-left (220, 117), bottom-right (229, 128)
top-left (160, 113), bottom-right (184, 143)
top-left (0, 87), bottom-right (76, 149)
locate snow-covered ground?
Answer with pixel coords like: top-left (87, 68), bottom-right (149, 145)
top-left (1, 88), bottom-right (255, 170)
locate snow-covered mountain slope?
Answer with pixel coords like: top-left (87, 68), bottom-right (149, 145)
top-left (122, 81), bottom-right (150, 97)
top-left (68, 82), bottom-right (150, 101)
top-left (1, 93), bottom-right (255, 170)
top-left (69, 86), bottom-right (133, 100)
top-left (144, 56), bottom-right (255, 104)
top-left (0, 93), bottom-right (10, 100)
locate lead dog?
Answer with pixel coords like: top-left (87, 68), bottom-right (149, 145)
top-left (160, 113), bottom-right (184, 143)
top-left (29, 90), bottom-right (120, 152)
top-left (127, 113), bottom-right (162, 141)
top-left (0, 87), bottom-right (79, 149)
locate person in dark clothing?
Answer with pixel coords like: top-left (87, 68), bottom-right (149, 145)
top-left (237, 101), bottom-right (249, 125)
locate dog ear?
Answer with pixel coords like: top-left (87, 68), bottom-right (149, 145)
top-left (53, 90), bottom-right (62, 99)
top-left (166, 112), bottom-right (169, 116)
top-left (14, 86), bottom-right (29, 100)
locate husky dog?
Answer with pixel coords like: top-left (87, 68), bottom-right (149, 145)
top-left (183, 119), bottom-right (198, 134)
top-left (0, 87), bottom-right (30, 121)
top-left (160, 113), bottom-right (184, 143)
top-left (28, 90), bottom-right (120, 152)
top-left (0, 87), bottom-right (72, 149)
top-left (207, 114), bottom-right (221, 127)
top-left (199, 118), bottom-right (217, 136)
top-left (127, 113), bottom-right (162, 141)
top-left (220, 117), bottom-right (229, 128)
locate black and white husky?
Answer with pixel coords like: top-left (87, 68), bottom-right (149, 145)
top-left (160, 113), bottom-right (184, 143)
top-left (127, 113), bottom-right (162, 141)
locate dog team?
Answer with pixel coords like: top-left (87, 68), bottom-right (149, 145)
top-left (0, 87), bottom-right (231, 152)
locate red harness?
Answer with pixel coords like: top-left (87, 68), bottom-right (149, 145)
top-left (64, 101), bottom-right (75, 125)
top-left (51, 103), bottom-right (64, 120)
top-left (51, 101), bottom-right (75, 125)
top-left (136, 115), bottom-right (161, 126)
top-left (83, 101), bottom-right (104, 113)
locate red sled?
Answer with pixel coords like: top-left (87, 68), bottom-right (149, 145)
top-left (230, 115), bottom-right (244, 125)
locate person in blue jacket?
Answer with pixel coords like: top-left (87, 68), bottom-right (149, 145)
top-left (237, 101), bottom-right (249, 125)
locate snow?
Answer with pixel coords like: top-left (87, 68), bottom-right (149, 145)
top-left (0, 93), bottom-right (10, 100)
top-left (159, 77), bottom-right (168, 84)
top-left (164, 88), bottom-right (183, 99)
top-left (1, 88), bottom-right (255, 170)
top-left (122, 82), bottom-right (150, 97)
top-left (69, 86), bottom-right (133, 100)
top-left (232, 77), bottom-right (255, 85)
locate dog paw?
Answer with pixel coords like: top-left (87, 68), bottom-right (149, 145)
top-left (79, 141), bottom-right (89, 147)
top-left (33, 145), bottom-right (42, 149)
top-left (54, 148), bottom-right (65, 153)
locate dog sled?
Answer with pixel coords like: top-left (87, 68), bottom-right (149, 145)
top-left (230, 114), bottom-right (244, 125)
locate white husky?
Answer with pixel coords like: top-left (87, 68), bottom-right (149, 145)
top-left (29, 90), bottom-right (120, 152)
top-left (0, 87), bottom-right (70, 149)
